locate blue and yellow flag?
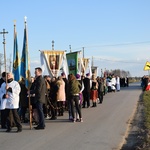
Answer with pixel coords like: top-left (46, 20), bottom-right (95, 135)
top-left (20, 19), bottom-right (31, 89)
top-left (12, 23), bottom-right (21, 81)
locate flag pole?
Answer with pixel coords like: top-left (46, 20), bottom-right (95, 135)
top-left (27, 88), bottom-right (32, 130)
top-left (0, 29), bottom-right (8, 90)
top-left (24, 17), bottom-right (32, 129)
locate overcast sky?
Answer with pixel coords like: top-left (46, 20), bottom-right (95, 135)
top-left (0, 0), bottom-right (150, 77)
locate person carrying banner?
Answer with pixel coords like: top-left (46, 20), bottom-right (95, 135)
top-left (30, 67), bottom-right (46, 130)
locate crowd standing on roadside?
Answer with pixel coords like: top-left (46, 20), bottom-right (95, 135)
top-left (0, 68), bottom-right (130, 132)
top-left (141, 75), bottom-right (150, 91)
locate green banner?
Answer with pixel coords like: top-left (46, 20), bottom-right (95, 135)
top-left (66, 52), bottom-right (78, 75)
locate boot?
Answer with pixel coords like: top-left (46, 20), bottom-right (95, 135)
top-left (91, 102), bottom-right (95, 107)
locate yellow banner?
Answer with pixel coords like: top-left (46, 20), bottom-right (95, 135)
top-left (144, 61), bottom-right (150, 71)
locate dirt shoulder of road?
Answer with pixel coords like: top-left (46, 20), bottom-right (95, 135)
top-left (120, 93), bottom-right (150, 150)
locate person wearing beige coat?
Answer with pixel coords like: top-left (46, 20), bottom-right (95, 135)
top-left (56, 76), bottom-right (66, 116)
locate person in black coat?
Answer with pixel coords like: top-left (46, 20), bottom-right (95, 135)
top-left (30, 67), bottom-right (46, 130)
top-left (82, 73), bottom-right (91, 108)
top-left (49, 77), bottom-right (58, 120)
top-left (19, 78), bottom-right (28, 123)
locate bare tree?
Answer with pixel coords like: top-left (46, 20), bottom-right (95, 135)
top-left (0, 53), bottom-right (4, 75)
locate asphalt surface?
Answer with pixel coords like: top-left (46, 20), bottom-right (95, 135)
top-left (0, 82), bottom-right (142, 150)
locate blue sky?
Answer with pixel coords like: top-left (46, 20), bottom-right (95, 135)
top-left (0, 0), bottom-right (150, 77)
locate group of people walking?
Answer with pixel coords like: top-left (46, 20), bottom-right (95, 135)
top-left (0, 67), bottom-right (125, 132)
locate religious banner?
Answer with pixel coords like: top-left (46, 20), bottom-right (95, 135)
top-left (81, 58), bottom-right (90, 75)
top-left (66, 51), bottom-right (79, 75)
top-left (144, 61), bottom-right (150, 71)
top-left (77, 57), bottom-right (84, 76)
top-left (91, 66), bottom-right (98, 77)
top-left (40, 50), bottom-right (65, 77)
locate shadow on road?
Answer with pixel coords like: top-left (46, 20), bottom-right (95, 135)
top-left (121, 82), bottom-right (142, 91)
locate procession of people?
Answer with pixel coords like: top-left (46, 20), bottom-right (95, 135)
top-left (0, 67), bottom-right (129, 132)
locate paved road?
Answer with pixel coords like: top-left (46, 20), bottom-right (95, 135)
top-left (0, 82), bottom-right (142, 150)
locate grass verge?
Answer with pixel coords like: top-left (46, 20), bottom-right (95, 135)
top-left (139, 91), bottom-right (150, 149)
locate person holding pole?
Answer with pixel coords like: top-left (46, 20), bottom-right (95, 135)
top-left (29, 67), bottom-right (46, 130)
top-left (0, 72), bottom-right (22, 132)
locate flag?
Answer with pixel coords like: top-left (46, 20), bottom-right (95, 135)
top-left (144, 61), bottom-right (150, 71)
top-left (12, 23), bottom-right (21, 81)
top-left (20, 19), bottom-right (31, 89)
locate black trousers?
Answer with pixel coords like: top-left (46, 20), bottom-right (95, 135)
top-left (98, 91), bottom-right (103, 103)
top-left (20, 107), bottom-right (27, 122)
top-left (0, 110), bottom-right (7, 128)
top-left (57, 101), bottom-right (64, 116)
top-left (50, 100), bottom-right (57, 118)
top-left (70, 95), bottom-right (82, 119)
top-left (82, 91), bottom-right (90, 107)
top-left (5, 109), bottom-right (22, 130)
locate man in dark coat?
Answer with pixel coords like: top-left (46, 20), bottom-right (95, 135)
top-left (19, 78), bottom-right (28, 123)
top-left (82, 73), bottom-right (91, 108)
top-left (30, 67), bottom-right (46, 130)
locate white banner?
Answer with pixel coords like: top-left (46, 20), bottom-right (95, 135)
top-left (40, 50), bottom-right (67, 77)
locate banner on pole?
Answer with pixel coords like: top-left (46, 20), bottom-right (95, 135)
top-left (12, 23), bottom-right (21, 82)
top-left (66, 51), bottom-right (79, 75)
top-left (144, 61), bottom-right (150, 71)
top-left (40, 50), bottom-right (67, 77)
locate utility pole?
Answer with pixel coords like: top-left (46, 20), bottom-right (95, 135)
top-left (52, 40), bottom-right (54, 50)
top-left (69, 45), bottom-right (72, 52)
